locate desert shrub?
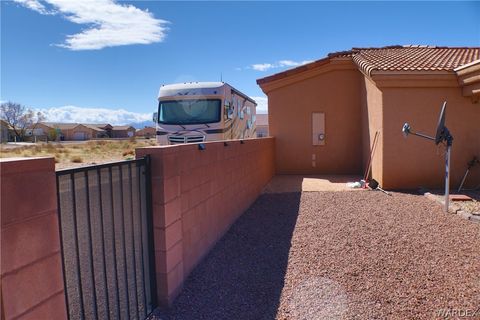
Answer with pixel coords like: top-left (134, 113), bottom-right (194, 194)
top-left (44, 143), bottom-right (57, 152)
top-left (96, 140), bottom-right (107, 146)
top-left (48, 129), bottom-right (58, 141)
top-left (122, 149), bottom-right (134, 157)
top-left (32, 145), bottom-right (42, 153)
top-left (70, 156), bottom-right (83, 163)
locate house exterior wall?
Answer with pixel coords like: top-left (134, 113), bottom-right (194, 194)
top-left (113, 129), bottom-right (135, 138)
top-left (136, 127), bottom-right (156, 138)
top-left (263, 60), bottom-right (363, 174)
top-left (61, 125), bottom-right (98, 140)
top-left (378, 76), bottom-right (480, 189)
top-left (1, 123), bottom-right (11, 142)
top-left (27, 123), bottom-right (53, 141)
top-left (360, 75), bottom-right (384, 184)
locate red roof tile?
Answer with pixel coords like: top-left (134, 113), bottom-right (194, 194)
top-left (257, 45), bottom-right (480, 84)
top-left (353, 45), bottom-right (480, 76)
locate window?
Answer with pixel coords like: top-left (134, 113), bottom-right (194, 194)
top-left (159, 99), bottom-right (221, 125)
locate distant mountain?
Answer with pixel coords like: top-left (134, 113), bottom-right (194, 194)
top-left (129, 120), bottom-right (155, 129)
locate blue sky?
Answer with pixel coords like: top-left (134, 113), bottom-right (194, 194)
top-left (1, 1), bottom-right (479, 124)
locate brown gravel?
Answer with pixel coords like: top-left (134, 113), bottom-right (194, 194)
top-left (153, 191), bottom-right (480, 319)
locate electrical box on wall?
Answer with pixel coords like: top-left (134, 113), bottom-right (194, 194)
top-left (312, 112), bottom-right (325, 146)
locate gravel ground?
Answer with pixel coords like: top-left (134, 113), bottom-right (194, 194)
top-left (153, 191), bottom-right (480, 320)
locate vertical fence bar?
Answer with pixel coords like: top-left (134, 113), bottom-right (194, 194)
top-left (56, 159), bottom-right (155, 320)
top-left (108, 167), bottom-right (122, 318)
top-left (96, 168), bottom-right (111, 318)
top-left (70, 173), bottom-right (86, 320)
top-left (144, 155), bottom-right (158, 310)
top-left (136, 162), bottom-right (148, 318)
top-left (84, 171), bottom-right (99, 320)
top-left (127, 163), bottom-right (140, 319)
top-left (56, 175), bottom-right (71, 320)
top-left (118, 165), bottom-right (131, 319)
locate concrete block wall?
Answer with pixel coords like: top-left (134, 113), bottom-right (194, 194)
top-left (1, 157), bottom-right (67, 320)
top-left (136, 137), bottom-right (275, 306)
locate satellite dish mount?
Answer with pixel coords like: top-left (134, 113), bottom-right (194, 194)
top-left (402, 101), bottom-right (453, 212)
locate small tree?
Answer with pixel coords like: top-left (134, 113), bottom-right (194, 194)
top-left (0, 102), bottom-right (45, 141)
top-left (48, 128), bottom-right (58, 141)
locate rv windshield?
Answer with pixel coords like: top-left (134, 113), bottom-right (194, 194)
top-left (158, 99), bottom-right (221, 125)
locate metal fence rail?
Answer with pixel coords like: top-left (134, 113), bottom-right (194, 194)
top-left (56, 156), bottom-right (157, 320)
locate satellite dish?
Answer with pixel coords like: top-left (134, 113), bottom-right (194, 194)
top-left (401, 101), bottom-right (453, 213)
top-left (435, 101), bottom-right (447, 145)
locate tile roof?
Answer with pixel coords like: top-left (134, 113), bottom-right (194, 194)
top-left (112, 125), bottom-right (135, 130)
top-left (353, 45), bottom-right (480, 76)
top-left (41, 122), bottom-right (106, 131)
top-left (84, 123), bottom-right (112, 129)
top-left (257, 45), bottom-right (480, 84)
top-left (42, 122), bottom-right (79, 130)
top-left (83, 124), bottom-right (106, 132)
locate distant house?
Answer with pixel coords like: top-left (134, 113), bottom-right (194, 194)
top-left (255, 114), bottom-right (269, 137)
top-left (136, 126), bottom-right (156, 139)
top-left (22, 122), bottom-right (140, 141)
top-left (41, 122), bottom-right (107, 140)
top-left (85, 124), bottom-right (113, 138)
top-left (25, 122), bottom-right (52, 141)
top-left (0, 120), bottom-right (13, 142)
top-left (112, 125), bottom-right (136, 138)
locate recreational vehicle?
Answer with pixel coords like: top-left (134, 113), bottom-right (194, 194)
top-left (154, 82), bottom-right (257, 145)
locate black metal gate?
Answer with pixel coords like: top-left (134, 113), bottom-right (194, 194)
top-left (56, 156), bottom-right (157, 320)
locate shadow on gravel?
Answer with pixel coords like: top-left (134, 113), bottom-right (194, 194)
top-left (154, 192), bottom-right (302, 320)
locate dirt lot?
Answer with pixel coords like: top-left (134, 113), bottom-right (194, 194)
top-left (0, 139), bottom-right (158, 169)
top-left (155, 191), bottom-right (480, 320)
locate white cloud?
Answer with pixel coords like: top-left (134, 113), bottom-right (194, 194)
top-left (251, 96), bottom-right (268, 114)
top-left (278, 60), bottom-right (299, 67)
top-left (245, 60), bottom-right (313, 72)
top-left (13, 0), bottom-right (53, 14)
top-left (252, 63), bottom-right (275, 71)
top-left (38, 105), bottom-right (151, 125)
top-left (13, 0), bottom-right (168, 50)
top-left (278, 60), bottom-right (313, 67)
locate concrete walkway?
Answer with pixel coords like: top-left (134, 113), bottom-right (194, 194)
top-left (262, 174), bottom-right (363, 193)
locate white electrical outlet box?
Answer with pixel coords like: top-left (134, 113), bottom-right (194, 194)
top-left (312, 112), bottom-right (325, 146)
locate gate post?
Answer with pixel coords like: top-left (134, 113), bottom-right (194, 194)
top-left (1, 157), bottom-right (68, 320)
top-left (136, 148), bottom-right (184, 307)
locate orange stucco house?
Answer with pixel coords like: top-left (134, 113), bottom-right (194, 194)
top-left (257, 45), bottom-right (480, 189)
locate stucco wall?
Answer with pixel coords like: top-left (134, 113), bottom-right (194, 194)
top-left (360, 76), bottom-right (384, 184)
top-left (266, 61), bottom-right (363, 174)
top-left (381, 84), bottom-right (480, 189)
top-left (136, 137), bottom-right (275, 306)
